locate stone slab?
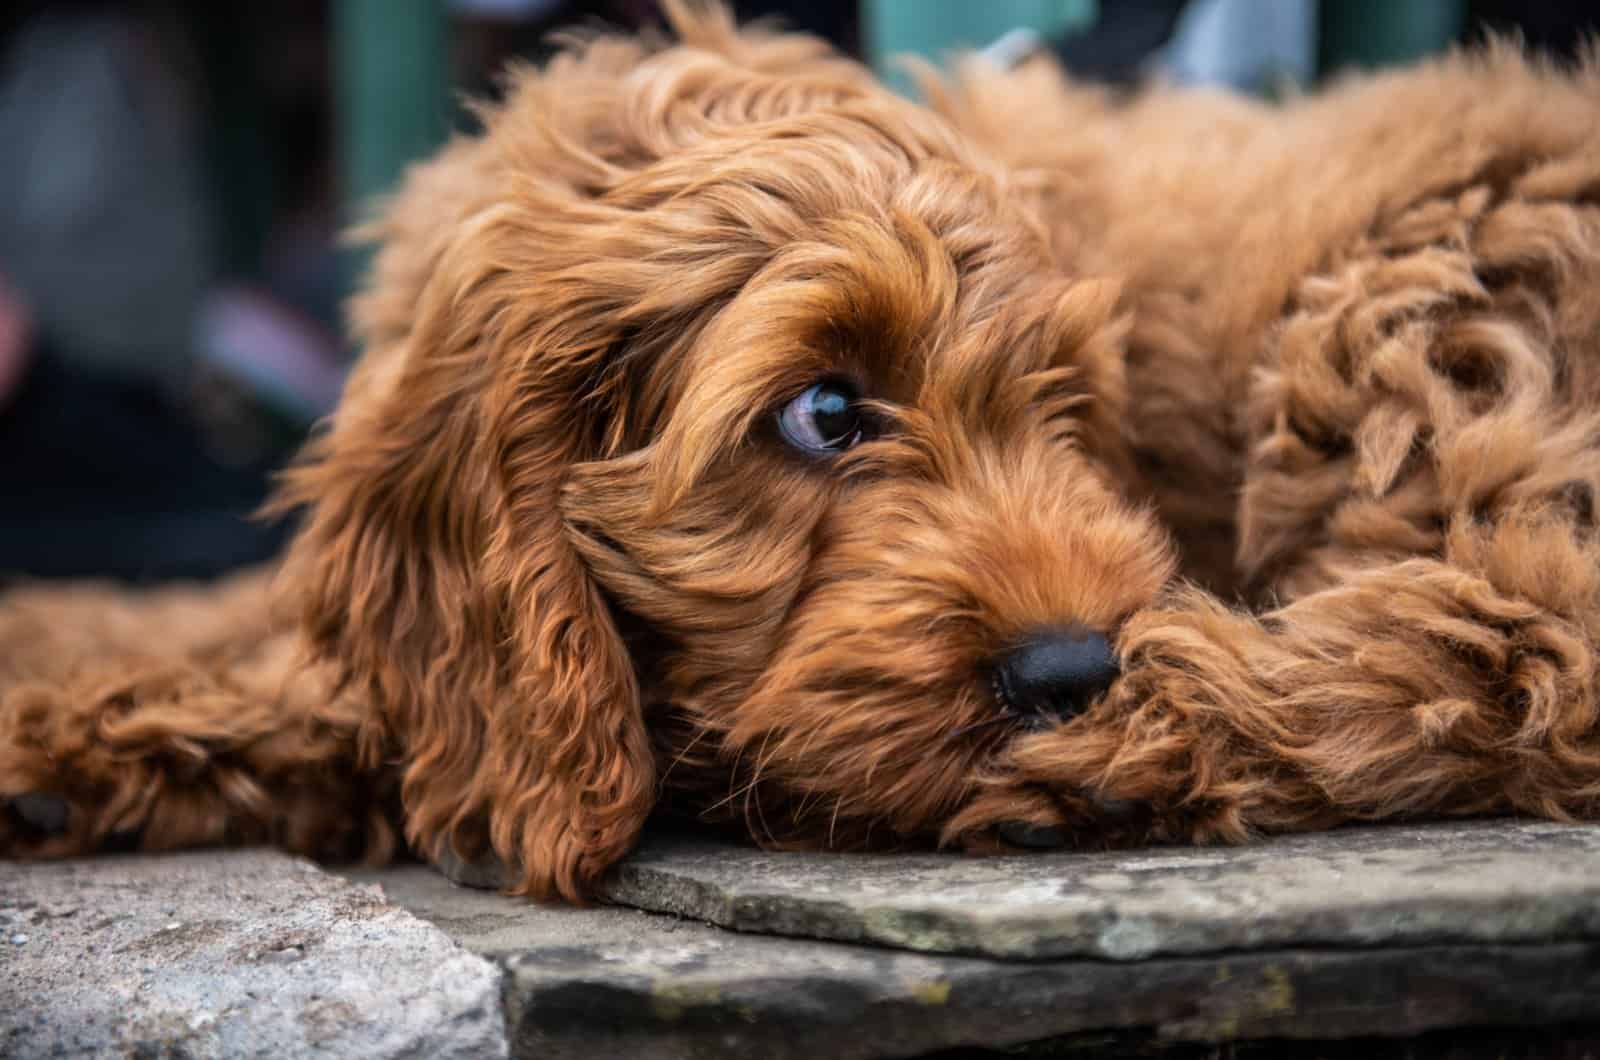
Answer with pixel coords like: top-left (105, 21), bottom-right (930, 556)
top-left (1, 850), bottom-right (506, 1059)
top-left (369, 860), bottom-right (1600, 1060)
top-left (17, 820), bottom-right (1600, 1059)
top-left (599, 819), bottom-right (1600, 960)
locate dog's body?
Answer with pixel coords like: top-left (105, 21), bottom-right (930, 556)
top-left (4, 6), bottom-right (1600, 900)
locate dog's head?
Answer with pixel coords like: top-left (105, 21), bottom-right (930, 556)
top-left (278, 3), bottom-right (1175, 899)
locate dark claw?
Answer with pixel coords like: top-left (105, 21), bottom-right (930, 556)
top-left (1091, 795), bottom-right (1144, 824)
top-left (8, 793), bottom-right (70, 835)
top-left (999, 821), bottom-right (1068, 849)
top-left (102, 829), bottom-right (144, 854)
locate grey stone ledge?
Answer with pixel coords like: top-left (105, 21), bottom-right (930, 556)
top-left (375, 855), bottom-right (1600, 1060)
top-left (600, 818), bottom-right (1600, 960)
top-left (2, 850), bottom-right (507, 1059)
top-left (15, 819), bottom-right (1600, 1058)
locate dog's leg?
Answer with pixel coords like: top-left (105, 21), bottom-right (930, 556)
top-left (0, 571), bottom-right (398, 863)
top-left (966, 174), bottom-right (1600, 842)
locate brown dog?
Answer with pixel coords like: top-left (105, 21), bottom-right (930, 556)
top-left (4, 5), bottom-right (1600, 902)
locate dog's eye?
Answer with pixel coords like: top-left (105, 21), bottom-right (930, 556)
top-left (778, 380), bottom-right (866, 454)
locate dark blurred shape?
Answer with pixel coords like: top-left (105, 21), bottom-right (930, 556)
top-left (1465, 0), bottom-right (1599, 61)
top-left (732, 0), bottom-right (858, 54)
top-left (0, 3), bottom-right (328, 583)
top-left (0, 350), bottom-right (292, 582)
top-left (0, 7), bottom-right (207, 395)
top-left (1054, 0), bottom-right (1187, 84)
top-left (1318, 0), bottom-right (1465, 75)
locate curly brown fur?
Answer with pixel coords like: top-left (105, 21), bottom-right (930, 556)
top-left (4, 3), bottom-right (1600, 900)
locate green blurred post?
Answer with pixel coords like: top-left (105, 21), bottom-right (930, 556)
top-left (335, 0), bottom-right (451, 288)
top-left (865, 0), bottom-right (1097, 96)
top-left (1318, 0), bottom-right (1465, 74)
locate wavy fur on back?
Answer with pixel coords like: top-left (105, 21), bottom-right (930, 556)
top-left (4, 4), bottom-right (1600, 900)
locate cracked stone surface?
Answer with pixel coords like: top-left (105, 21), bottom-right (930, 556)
top-left (15, 820), bottom-right (1600, 1058)
top-left (1, 850), bottom-right (506, 1059)
top-left (373, 855), bottom-right (1600, 1059)
top-left (599, 819), bottom-right (1600, 959)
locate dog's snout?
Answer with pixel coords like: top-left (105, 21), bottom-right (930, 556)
top-left (992, 627), bottom-right (1119, 722)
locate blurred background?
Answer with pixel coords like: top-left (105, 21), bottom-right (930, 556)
top-left (0, 0), bottom-right (1593, 583)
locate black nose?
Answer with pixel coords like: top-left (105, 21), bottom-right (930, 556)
top-left (992, 627), bottom-right (1120, 722)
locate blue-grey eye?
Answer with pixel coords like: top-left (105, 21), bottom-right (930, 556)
top-left (778, 380), bottom-right (865, 454)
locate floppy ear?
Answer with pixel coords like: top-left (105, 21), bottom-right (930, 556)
top-left (275, 128), bottom-right (654, 902)
top-left (277, 3), bottom-right (897, 899)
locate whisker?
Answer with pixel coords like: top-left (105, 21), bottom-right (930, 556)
top-left (660, 724), bottom-right (714, 786)
top-left (707, 772), bottom-right (766, 819)
top-left (792, 788), bottom-right (826, 823)
top-left (741, 730), bottom-right (778, 841)
top-left (752, 785), bottom-right (776, 846)
top-left (704, 745), bottom-right (761, 816)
